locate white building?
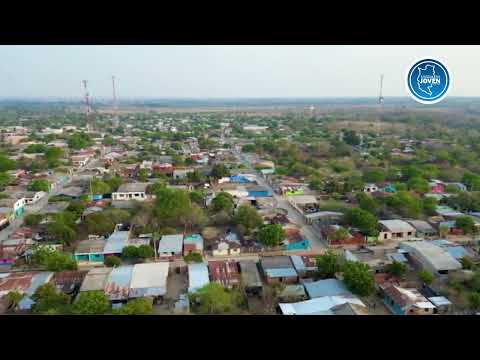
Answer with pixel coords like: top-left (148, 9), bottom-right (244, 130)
top-left (363, 184), bottom-right (379, 193)
top-left (111, 183), bottom-right (149, 201)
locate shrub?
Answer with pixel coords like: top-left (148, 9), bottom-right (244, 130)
top-left (104, 256), bottom-right (121, 267)
top-left (418, 269), bottom-right (433, 285)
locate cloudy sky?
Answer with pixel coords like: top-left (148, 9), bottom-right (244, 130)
top-left (0, 45), bottom-right (478, 98)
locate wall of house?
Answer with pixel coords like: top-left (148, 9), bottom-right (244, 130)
top-left (112, 192), bottom-right (146, 201)
top-left (383, 294), bottom-right (405, 315)
top-left (265, 275), bottom-right (298, 285)
top-left (212, 248), bottom-right (229, 257)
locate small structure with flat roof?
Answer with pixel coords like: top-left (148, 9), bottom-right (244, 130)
top-left (79, 268), bottom-right (113, 292)
top-left (238, 261), bottom-right (262, 296)
top-left (103, 227), bottom-right (131, 256)
top-left (400, 241), bottom-right (462, 275)
top-left (104, 265), bottom-right (134, 301)
top-left (112, 182), bottom-right (149, 201)
top-left (378, 220), bottom-right (416, 242)
top-left (158, 234), bottom-right (184, 259)
top-left (260, 256), bottom-right (298, 285)
top-left (188, 262), bottom-right (210, 293)
top-left (128, 262), bottom-right (169, 299)
top-left (279, 296), bottom-right (366, 315)
top-left (304, 279), bottom-right (352, 299)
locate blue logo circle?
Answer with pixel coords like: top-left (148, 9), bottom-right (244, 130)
top-left (406, 58), bottom-right (451, 104)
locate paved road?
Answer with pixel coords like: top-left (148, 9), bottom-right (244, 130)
top-left (232, 147), bottom-right (326, 251)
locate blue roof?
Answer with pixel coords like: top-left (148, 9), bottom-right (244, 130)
top-left (265, 268), bottom-right (298, 278)
top-left (103, 230), bottom-right (130, 254)
top-left (446, 246), bottom-right (468, 259)
top-left (304, 279), bottom-right (352, 299)
top-left (230, 175), bottom-right (250, 183)
top-left (431, 239), bottom-right (452, 247)
top-left (105, 265), bottom-right (134, 300)
top-left (188, 262), bottom-right (210, 293)
top-left (184, 234), bottom-right (203, 244)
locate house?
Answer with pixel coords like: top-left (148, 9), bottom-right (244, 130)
top-left (364, 183), bottom-right (379, 193)
top-left (287, 195), bottom-right (319, 218)
top-left (79, 267), bottom-right (113, 292)
top-left (0, 272), bottom-right (36, 307)
top-left (71, 154), bottom-right (90, 168)
top-left (406, 220), bottom-right (437, 238)
top-left (158, 234), bottom-right (184, 259)
top-left (211, 240), bottom-right (241, 257)
top-left (278, 296), bottom-right (366, 315)
top-left (238, 261), bottom-right (262, 296)
top-left (330, 302), bottom-right (370, 315)
top-left (128, 262), bottom-right (169, 299)
top-left (0, 197), bottom-right (25, 219)
top-left (52, 270), bottom-right (88, 297)
top-left (429, 181), bottom-right (445, 194)
top-left (435, 206), bottom-right (464, 219)
top-left (18, 272), bottom-right (55, 310)
top-left (208, 260), bottom-right (240, 288)
top-left (183, 234), bottom-right (204, 256)
top-left (304, 279), bottom-right (353, 299)
top-left (173, 168), bottom-right (194, 180)
top-left (104, 265), bottom-right (134, 301)
top-left (103, 225), bottom-right (131, 257)
top-left (21, 191), bottom-right (47, 205)
top-left (382, 285), bottom-right (436, 315)
top-left (260, 256), bottom-right (298, 284)
top-left (112, 183), bottom-right (149, 202)
top-left (290, 255), bottom-right (317, 278)
top-left (57, 186), bottom-right (84, 199)
top-left (400, 241), bottom-right (462, 275)
top-left (74, 236), bottom-right (106, 263)
top-left (188, 262), bottom-right (210, 293)
top-left (378, 220), bottom-right (416, 242)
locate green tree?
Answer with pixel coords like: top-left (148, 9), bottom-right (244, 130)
top-left (102, 136), bottom-right (114, 146)
top-left (66, 201), bottom-right (86, 219)
top-left (72, 291), bottom-right (110, 315)
top-left (343, 130), bottom-right (361, 146)
top-left (329, 228), bottom-right (349, 242)
top-left (137, 245), bottom-right (154, 259)
top-left (210, 163), bottom-right (231, 179)
top-left (7, 291), bottom-right (24, 311)
top-left (460, 257), bottom-right (475, 270)
top-left (0, 172), bottom-right (13, 189)
top-left (342, 261), bottom-right (375, 297)
top-left (31, 283), bottom-right (70, 314)
top-left (407, 177), bottom-right (429, 194)
top-left (104, 176), bottom-right (122, 192)
top-left (315, 250), bottom-right (339, 279)
top-left (184, 252), bottom-right (203, 263)
top-left (90, 178), bottom-right (111, 195)
top-left (189, 283), bottom-right (243, 315)
top-left (104, 256), bottom-right (122, 267)
top-left (24, 144), bottom-right (48, 154)
top-left (46, 221), bottom-right (75, 245)
top-left (234, 205), bottom-right (263, 235)
top-left (112, 298), bottom-right (153, 315)
top-left (455, 216), bottom-right (476, 234)
top-left (138, 169), bottom-right (149, 182)
top-left (0, 154), bottom-right (16, 172)
top-left (24, 213), bottom-right (44, 226)
top-left (210, 192), bottom-right (234, 214)
top-left (362, 169), bottom-right (385, 183)
top-left (356, 193), bottom-right (379, 214)
top-left (386, 261), bottom-right (407, 277)
top-left (68, 132), bottom-right (93, 150)
top-left (343, 208), bottom-right (378, 236)
top-left (468, 292), bottom-right (480, 310)
top-left (418, 269), bottom-right (433, 285)
top-left (44, 147), bottom-right (64, 168)
top-left (189, 190), bottom-right (205, 206)
top-left (257, 224), bottom-right (285, 247)
top-left (28, 179), bottom-right (50, 192)
top-left (122, 246), bottom-right (140, 259)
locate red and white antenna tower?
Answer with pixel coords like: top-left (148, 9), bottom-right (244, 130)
top-left (111, 75), bottom-right (119, 126)
top-left (82, 80), bottom-right (93, 131)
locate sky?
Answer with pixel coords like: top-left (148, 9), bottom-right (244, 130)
top-left (0, 45), bottom-right (479, 98)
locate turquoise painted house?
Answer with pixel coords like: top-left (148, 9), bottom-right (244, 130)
top-left (74, 237), bottom-right (106, 263)
top-left (383, 184), bottom-right (396, 193)
top-left (285, 240), bottom-right (310, 251)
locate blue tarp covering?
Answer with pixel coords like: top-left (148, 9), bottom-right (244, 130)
top-left (230, 175), bottom-right (250, 183)
top-left (286, 240), bottom-right (310, 251)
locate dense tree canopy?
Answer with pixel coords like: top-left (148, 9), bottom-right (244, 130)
top-left (257, 224), bottom-right (285, 247)
top-left (342, 261), bottom-right (375, 297)
top-left (234, 205), bottom-right (263, 235)
top-left (343, 208), bottom-right (378, 236)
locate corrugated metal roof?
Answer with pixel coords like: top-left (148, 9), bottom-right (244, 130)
top-left (265, 268), bottom-right (298, 278)
top-left (103, 230), bottom-right (129, 254)
top-left (158, 234), bottom-right (183, 254)
top-left (105, 265), bottom-right (134, 300)
top-left (238, 261), bottom-right (262, 288)
top-left (304, 279), bottom-right (352, 299)
top-left (18, 272), bottom-right (54, 310)
top-left (129, 262), bottom-right (169, 298)
top-left (279, 296), bottom-right (365, 315)
top-left (446, 246), bottom-right (468, 260)
top-left (400, 241), bottom-right (462, 272)
top-left (379, 220), bottom-right (415, 233)
top-left (188, 262), bottom-right (210, 293)
top-left (80, 267), bottom-right (112, 292)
